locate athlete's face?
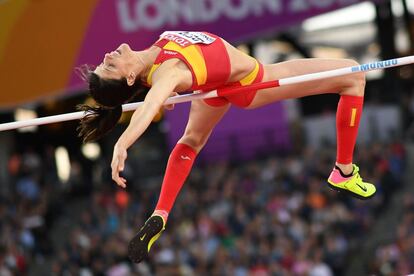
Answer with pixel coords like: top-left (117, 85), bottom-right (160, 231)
top-left (94, 43), bottom-right (136, 81)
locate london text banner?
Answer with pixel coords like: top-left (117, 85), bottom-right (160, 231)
top-left (0, 0), bottom-right (370, 108)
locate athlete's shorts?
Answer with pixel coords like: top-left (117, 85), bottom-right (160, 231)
top-left (204, 60), bottom-right (264, 108)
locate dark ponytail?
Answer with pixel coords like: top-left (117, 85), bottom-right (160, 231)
top-left (77, 104), bottom-right (122, 143)
top-left (76, 65), bottom-right (147, 143)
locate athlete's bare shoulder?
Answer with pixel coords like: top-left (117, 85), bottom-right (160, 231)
top-left (153, 59), bottom-right (193, 92)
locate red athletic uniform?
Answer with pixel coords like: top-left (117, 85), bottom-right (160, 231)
top-left (129, 32), bottom-right (372, 264)
top-left (146, 31), bottom-right (264, 108)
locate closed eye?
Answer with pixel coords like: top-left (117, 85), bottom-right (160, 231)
top-left (101, 62), bottom-right (115, 71)
top-left (98, 62), bottom-right (116, 72)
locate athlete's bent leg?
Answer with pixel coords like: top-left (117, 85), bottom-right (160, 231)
top-left (154, 100), bottom-right (230, 221)
top-left (128, 101), bottom-right (230, 263)
top-left (247, 58), bottom-right (375, 199)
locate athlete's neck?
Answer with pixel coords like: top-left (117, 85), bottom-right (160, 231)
top-left (134, 47), bottom-right (160, 83)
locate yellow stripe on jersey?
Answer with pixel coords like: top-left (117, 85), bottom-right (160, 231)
top-left (146, 64), bottom-right (160, 86)
top-left (163, 41), bottom-right (208, 86)
top-left (350, 108), bottom-right (357, 127)
top-left (239, 60), bottom-right (259, 86)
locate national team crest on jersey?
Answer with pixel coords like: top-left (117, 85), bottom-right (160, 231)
top-left (159, 31), bottom-right (216, 47)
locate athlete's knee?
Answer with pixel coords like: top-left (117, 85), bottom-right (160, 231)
top-left (339, 59), bottom-right (366, 96)
top-left (178, 132), bottom-right (210, 152)
top-left (348, 59), bottom-right (366, 83)
top-left (346, 59), bottom-right (366, 87)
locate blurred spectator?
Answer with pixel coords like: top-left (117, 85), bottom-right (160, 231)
top-left (370, 194), bottom-right (414, 275)
top-left (0, 141), bottom-right (406, 275)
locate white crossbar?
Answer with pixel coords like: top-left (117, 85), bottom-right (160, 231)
top-left (0, 56), bottom-right (413, 131)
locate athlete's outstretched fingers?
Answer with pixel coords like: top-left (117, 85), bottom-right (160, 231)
top-left (112, 167), bottom-right (126, 188)
top-left (111, 159), bottom-right (122, 188)
top-left (111, 146), bottom-right (128, 188)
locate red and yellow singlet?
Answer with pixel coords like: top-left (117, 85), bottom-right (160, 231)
top-left (147, 31), bottom-right (263, 108)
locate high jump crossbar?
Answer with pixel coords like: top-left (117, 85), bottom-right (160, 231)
top-left (0, 55), bottom-right (413, 132)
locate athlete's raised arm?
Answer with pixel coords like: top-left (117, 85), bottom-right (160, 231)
top-left (111, 64), bottom-right (183, 188)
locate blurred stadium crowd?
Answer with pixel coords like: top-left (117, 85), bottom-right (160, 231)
top-left (0, 137), bottom-right (409, 275)
top-left (1, 0), bottom-right (414, 275)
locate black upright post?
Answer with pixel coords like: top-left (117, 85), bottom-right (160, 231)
top-left (402, 0), bottom-right (414, 53)
top-left (374, 0), bottom-right (399, 102)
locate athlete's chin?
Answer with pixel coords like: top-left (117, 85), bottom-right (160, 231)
top-left (119, 43), bottom-right (131, 52)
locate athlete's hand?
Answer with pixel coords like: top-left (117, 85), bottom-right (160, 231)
top-left (164, 92), bottom-right (178, 110)
top-left (111, 144), bottom-right (128, 188)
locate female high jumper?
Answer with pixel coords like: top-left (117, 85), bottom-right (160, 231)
top-left (77, 31), bottom-right (375, 263)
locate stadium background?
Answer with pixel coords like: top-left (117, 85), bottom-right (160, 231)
top-left (1, 0), bottom-right (414, 275)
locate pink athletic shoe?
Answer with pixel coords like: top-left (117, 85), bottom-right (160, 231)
top-left (327, 164), bottom-right (376, 200)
